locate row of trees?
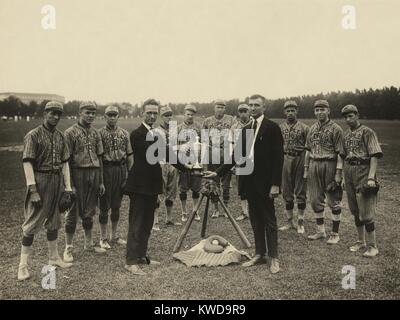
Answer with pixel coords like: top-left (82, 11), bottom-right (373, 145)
top-left (0, 87), bottom-right (399, 119)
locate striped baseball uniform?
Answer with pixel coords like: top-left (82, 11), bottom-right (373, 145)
top-left (177, 121), bottom-right (202, 196)
top-left (305, 119), bottom-right (344, 214)
top-left (231, 118), bottom-right (252, 200)
top-left (22, 125), bottom-right (70, 235)
top-left (280, 120), bottom-right (309, 210)
top-left (99, 125), bottom-right (133, 212)
top-left (341, 125), bottom-right (383, 222)
top-left (64, 122), bottom-right (104, 232)
top-left (157, 123), bottom-right (178, 202)
top-left (202, 115), bottom-right (236, 202)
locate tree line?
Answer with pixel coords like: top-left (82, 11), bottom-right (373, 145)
top-left (0, 86), bottom-right (399, 119)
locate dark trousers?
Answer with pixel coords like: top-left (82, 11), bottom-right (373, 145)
top-left (126, 193), bottom-right (158, 265)
top-left (247, 192), bottom-right (278, 258)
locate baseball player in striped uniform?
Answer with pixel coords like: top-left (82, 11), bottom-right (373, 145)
top-left (63, 101), bottom-right (106, 262)
top-left (152, 105), bottom-right (181, 229)
top-left (18, 101), bottom-right (73, 281)
top-left (304, 100), bottom-right (344, 244)
top-left (202, 99), bottom-right (236, 218)
top-left (340, 105), bottom-right (383, 257)
top-left (177, 105), bottom-right (202, 222)
top-left (231, 103), bottom-right (252, 221)
top-left (98, 105), bottom-right (133, 249)
top-left (279, 100), bottom-right (309, 234)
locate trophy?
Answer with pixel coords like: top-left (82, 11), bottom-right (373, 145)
top-left (191, 135), bottom-right (203, 176)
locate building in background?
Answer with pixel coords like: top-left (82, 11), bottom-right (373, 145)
top-left (0, 92), bottom-right (65, 104)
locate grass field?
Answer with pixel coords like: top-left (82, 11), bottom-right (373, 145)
top-left (0, 117), bottom-right (399, 300)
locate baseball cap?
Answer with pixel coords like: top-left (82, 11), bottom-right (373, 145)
top-left (160, 105), bottom-right (173, 116)
top-left (80, 101), bottom-right (97, 111)
top-left (283, 100), bottom-right (298, 109)
top-left (214, 99), bottom-right (227, 107)
top-left (44, 101), bottom-right (63, 113)
top-left (184, 104), bottom-right (197, 113)
top-left (341, 104), bottom-right (359, 116)
top-left (314, 99), bottom-right (330, 108)
top-left (105, 105), bottom-right (119, 115)
top-left (237, 103), bottom-right (249, 111)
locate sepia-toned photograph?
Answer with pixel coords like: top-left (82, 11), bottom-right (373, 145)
top-left (0, 0), bottom-right (399, 303)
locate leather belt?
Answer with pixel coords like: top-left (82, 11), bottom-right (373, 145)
top-left (103, 160), bottom-right (126, 166)
top-left (345, 159), bottom-right (370, 166)
top-left (35, 169), bottom-right (62, 174)
top-left (311, 158), bottom-right (336, 162)
top-left (284, 151), bottom-right (302, 157)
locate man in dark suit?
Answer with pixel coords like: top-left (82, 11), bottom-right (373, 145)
top-left (204, 94), bottom-right (284, 274)
top-left (123, 99), bottom-right (187, 275)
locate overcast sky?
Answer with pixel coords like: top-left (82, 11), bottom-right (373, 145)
top-left (0, 0), bottom-right (399, 104)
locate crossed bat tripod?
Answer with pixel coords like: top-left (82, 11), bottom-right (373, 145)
top-left (173, 174), bottom-right (252, 253)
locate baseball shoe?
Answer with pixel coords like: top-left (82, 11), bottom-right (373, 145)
top-left (124, 264), bottom-right (146, 276)
top-left (63, 246), bottom-right (74, 263)
top-left (181, 213), bottom-right (188, 222)
top-left (110, 237), bottom-right (127, 246)
top-left (100, 239), bottom-right (112, 250)
top-left (194, 213), bottom-right (201, 221)
top-left (139, 257), bottom-right (161, 265)
top-left (279, 224), bottom-right (292, 231)
top-left (270, 258), bottom-right (280, 274)
top-left (242, 254), bottom-right (267, 267)
top-left (327, 233), bottom-right (340, 245)
top-left (152, 224), bottom-right (160, 231)
top-left (363, 246), bottom-right (379, 258)
top-left (48, 258), bottom-right (73, 268)
top-left (236, 214), bottom-right (249, 221)
top-left (349, 241), bottom-right (366, 252)
top-left (84, 244), bottom-right (107, 254)
top-left (17, 264), bottom-right (31, 281)
top-left (307, 231), bottom-right (326, 240)
top-left (297, 225), bottom-right (305, 234)
top-left (211, 211), bottom-right (219, 219)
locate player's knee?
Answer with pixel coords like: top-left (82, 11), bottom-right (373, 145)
top-left (82, 217), bottom-right (93, 230)
top-left (179, 193), bottom-right (187, 201)
top-left (192, 191), bottom-right (200, 199)
top-left (46, 229), bottom-right (58, 241)
top-left (354, 214), bottom-right (364, 227)
top-left (297, 202), bottom-right (306, 210)
top-left (22, 234), bottom-right (34, 246)
top-left (364, 220), bottom-right (375, 233)
top-left (165, 199), bottom-right (173, 207)
top-left (285, 201), bottom-right (294, 211)
top-left (99, 212), bottom-right (109, 225)
top-left (110, 209), bottom-right (120, 222)
top-left (311, 201), bottom-right (322, 213)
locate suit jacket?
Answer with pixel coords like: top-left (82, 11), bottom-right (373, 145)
top-left (124, 124), bottom-right (185, 196)
top-left (217, 117), bottom-right (284, 196)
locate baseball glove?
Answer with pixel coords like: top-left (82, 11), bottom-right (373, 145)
top-left (326, 181), bottom-right (342, 193)
top-left (358, 181), bottom-right (380, 197)
top-left (59, 191), bottom-right (76, 212)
